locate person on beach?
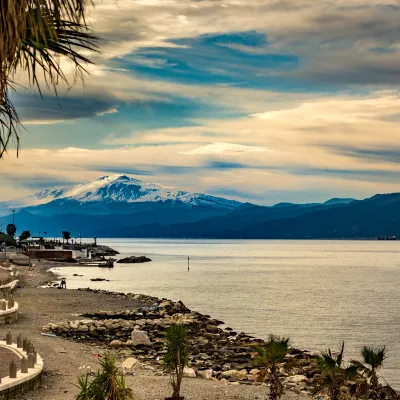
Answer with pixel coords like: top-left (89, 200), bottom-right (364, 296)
top-left (60, 278), bottom-right (66, 289)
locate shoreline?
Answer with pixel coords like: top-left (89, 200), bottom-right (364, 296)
top-left (0, 252), bottom-right (311, 400)
top-left (2, 251), bottom-right (398, 398)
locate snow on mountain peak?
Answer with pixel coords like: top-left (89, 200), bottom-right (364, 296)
top-left (32, 175), bottom-right (240, 209)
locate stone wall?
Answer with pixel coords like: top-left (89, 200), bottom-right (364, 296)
top-left (0, 302), bottom-right (18, 326)
top-left (27, 249), bottom-right (73, 261)
top-left (0, 281), bottom-right (18, 299)
top-left (0, 341), bottom-right (43, 400)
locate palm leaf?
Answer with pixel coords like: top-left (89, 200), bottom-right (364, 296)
top-left (0, 0), bottom-right (98, 158)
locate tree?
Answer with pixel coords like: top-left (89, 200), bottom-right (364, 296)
top-left (253, 335), bottom-right (291, 400)
top-left (163, 323), bottom-right (189, 399)
top-left (19, 230), bottom-right (31, 241)
top-left (0, 0), bottom-right (98, 159)
top-left (351, 346), bottom-right (389, 400)
top-left (75, 354), bottom-right (135, 400)
top-left (62, 231), bottom-right (71, 243)
top-left (6, 223), bottom-right (16, 237)
top-left (312, 342), bottom-right (358, 400)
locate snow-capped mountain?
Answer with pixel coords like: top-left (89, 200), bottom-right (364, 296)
top-left (0, 175), bottom-right (243, 235)
top-left (32, 175), bottom-right (241, 209)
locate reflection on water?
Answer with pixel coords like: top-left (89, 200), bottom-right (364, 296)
top-left (53, 239), bottom-right (400, 388)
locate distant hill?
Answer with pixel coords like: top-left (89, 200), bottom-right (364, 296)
top-left (323, 198), bottom-right (356, 206)
top-left (115, 193), bottom-right (399, 239)
top-left (0, 175), bottom-right (396, 239)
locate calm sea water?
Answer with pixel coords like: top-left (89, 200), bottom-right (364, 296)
top-left (52, 239), bottom-right (400, 388)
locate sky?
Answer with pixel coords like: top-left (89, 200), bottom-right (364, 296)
top-left (1, 0), bottom-right (400, 205)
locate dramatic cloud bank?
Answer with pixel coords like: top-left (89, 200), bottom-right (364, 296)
top-left (1, 0), bottom-right (399, 203)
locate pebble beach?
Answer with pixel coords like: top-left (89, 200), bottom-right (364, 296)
top-left (0, 252), bottom-right (314, 400)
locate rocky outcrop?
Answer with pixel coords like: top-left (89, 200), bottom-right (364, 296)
top-left (42, 294), bottom-right (321, 395)
top-left (116, 256), bottom-right (152, 264)
top-left (87, 245), bottom-right (119, 257)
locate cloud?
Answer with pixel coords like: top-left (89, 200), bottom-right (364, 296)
top-left (3, 0), bottom-right (400, 205)
top-left (96, 108), bottom-right (118, 116)
top-left (84, 0), bottom-right (400, 87)
top-left (12, 92), bottom-right (119, 123)
top-left (182, 142), bottom-right (267, 155)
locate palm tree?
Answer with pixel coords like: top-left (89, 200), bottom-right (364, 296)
top-left (351, 346), bottom-right (387, 400)
top-left (62, 230), bottom-right (71, 243)
top-left (76, 354), bottom-right (135, 400)
top-left (6, 223), bottom-right (16, 237)
top-left (163, 323), bottom-right (189, 399)
top-left (312, 342), bottom-right (358, 400)
top-left (19, 230), bottom-right (31, 241)
top-left (253, 335), bottom-right (291, 400)
top-left (0, 0), bottom-right (98, 158)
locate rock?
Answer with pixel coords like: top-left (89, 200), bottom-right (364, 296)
top-left (78, 325), bottom-right (89, 332)
top-left (236, 369), bottom-right (248, 381)
top-left (121, 357), bottom-right (140, 370)
top-left (130, 330), bottom-right (151, 346)
top-left (290, 375), bottom-right (308, 383)
top-left (109, 340), bottom-right (124, 347)
top-left (90, 278), bottom-right (109, 282)
top-left (183, 367), bottom-right (196, 378)
top-left (221, 370), bottom-right (239, 379)
top-left (340, 386), bottom-right (350, 394)
top-left (249, 369), bottom-right (259, 375)
top-left (117, 256), bottom-right (152, 264)
top-left (197, 369), bottom-right (213, 380)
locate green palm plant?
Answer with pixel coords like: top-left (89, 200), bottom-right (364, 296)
top-left (75, 354), bottom-right (135, 400)
top-left (0, 0), bottom-right (98, 158)
top-left (253, 335), bottom-right (291, 400)
top-left (312, 342), bottom-right (358, 400)
top-left (351, 346), bottom-right (387, 400)
top-left (76, 374), bottom-right (92, 400)
top-left (163, 323), bottom-right (189, 399)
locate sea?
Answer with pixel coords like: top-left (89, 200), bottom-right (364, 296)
top-left (51, 239), bottom-right (400, 388)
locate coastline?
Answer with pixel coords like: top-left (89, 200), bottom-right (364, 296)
top-left (1, 252), bottom-right (311, 400)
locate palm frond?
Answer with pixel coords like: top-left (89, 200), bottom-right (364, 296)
top-left (0, 0), bottom-right (98, 158)
top-left (361, 346), bottom-right (386, 370)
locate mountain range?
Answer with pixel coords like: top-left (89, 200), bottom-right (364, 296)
top-left (0, 175), bottom-right (398, 239)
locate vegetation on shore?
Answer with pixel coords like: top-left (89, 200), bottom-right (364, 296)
top-left (76, 354), bottom-right (135, 400)
top-left (254, 335), bottom-right (291, 400)
top-left (163, 323), bottom-right (189, 399)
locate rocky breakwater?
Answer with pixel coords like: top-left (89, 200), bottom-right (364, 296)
top-left (116, 256), bottom-right (152, 264)
top-left (42, 291), bottom-right (319, 394)
top-left (87, 245), bottom-right (119, 257)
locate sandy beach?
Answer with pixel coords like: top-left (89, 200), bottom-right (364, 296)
top-left (0, 252), bottom-right (309, 400)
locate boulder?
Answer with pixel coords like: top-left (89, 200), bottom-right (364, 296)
top-left (290, 375), bottom-right (308, 383)
top-left (221, 370), bottom-right (239, 379)
top-left (109, 340), bottom-right (124, 347)
top-left (130, 330), bottom-right (151, 346)
top-left (235, 369), bottom-right (248, 381)
top-left (78, 325), bottom-right (89, 332)
top-left (197, 369), bottom-right (213, 380)
top-left (183, 367), bottom-right (196, 378)
top-left (121, 357), bottom-right (140, 370)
